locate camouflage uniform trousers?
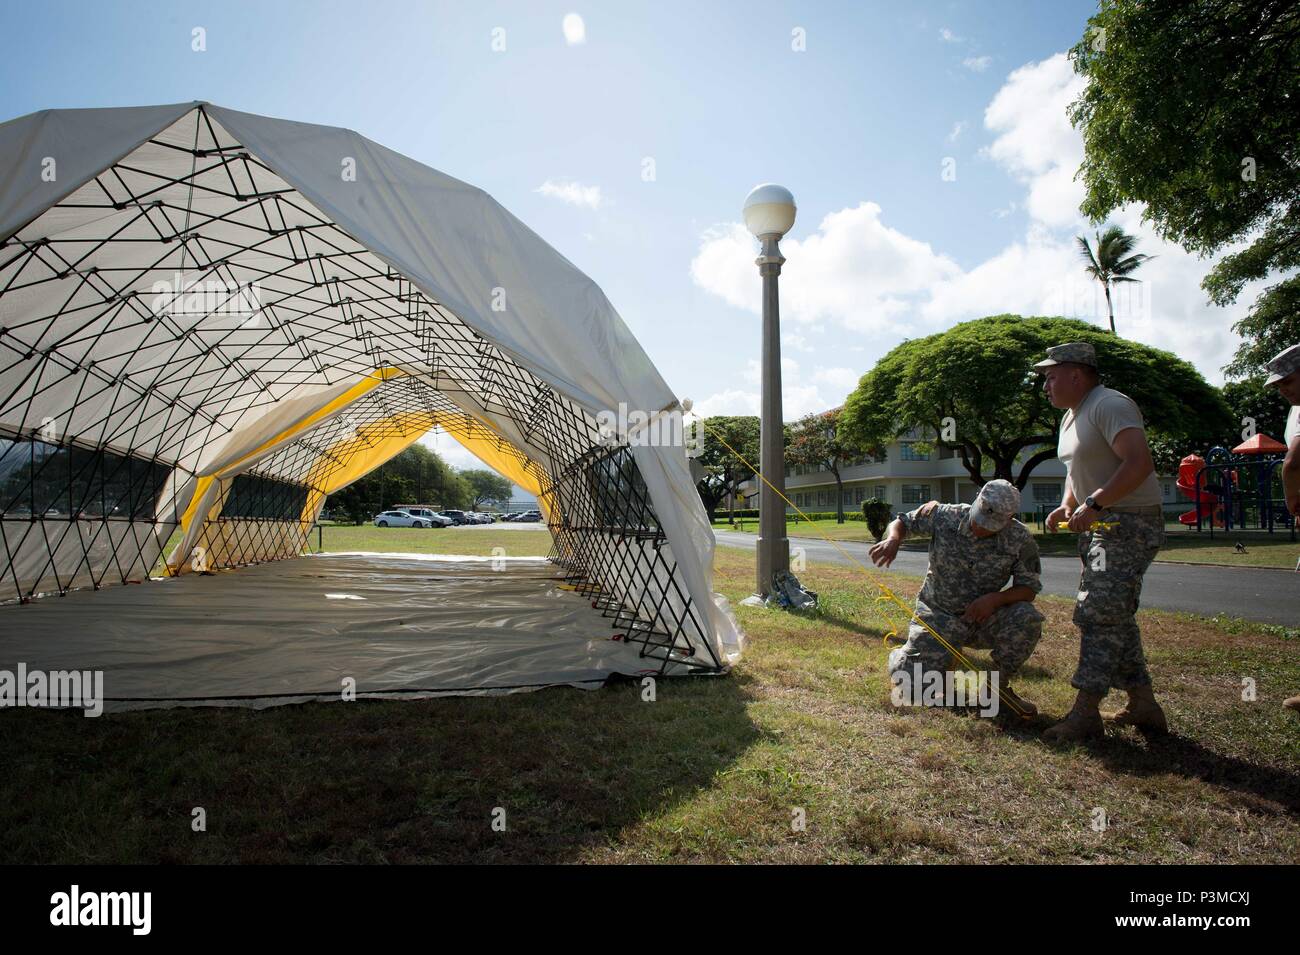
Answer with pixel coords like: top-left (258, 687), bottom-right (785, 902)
top-left (1071, 510), bottom-right (1165, 695)
top-left (887, 598), bottom-right (1044, 683)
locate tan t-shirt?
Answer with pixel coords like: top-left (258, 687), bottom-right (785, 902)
top-left (1057, 386), bottom-right (1162, 507)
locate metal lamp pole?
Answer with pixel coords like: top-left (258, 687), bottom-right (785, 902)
top-left (744, 184), bottom-right (797, 597)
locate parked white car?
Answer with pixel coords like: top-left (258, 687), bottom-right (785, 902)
top-left (396, 507), bottom-right (453, 527)
top-left (373, 510), bottom-right (431, 528)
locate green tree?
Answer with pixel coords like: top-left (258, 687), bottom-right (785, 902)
top-left (839, 316), bottom-right (1232, 490)
top-left (1220, 377), bottom-right (1291, 446)
top-left (1069, 0), bottom-right (1300, 376)
top-left (326, 444), bottom-right (468, 523)
top-left (787, 408), bottom-right (868, 524)
top-left (692, 415), bottom-right (760, 523)
top-left (461, 468), bottom-right (514, 508)
top-left (1075, 225), bottom-right (1153, 335)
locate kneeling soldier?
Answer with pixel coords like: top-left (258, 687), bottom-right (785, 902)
top-left (870, 479), bottom-right (1043, 717)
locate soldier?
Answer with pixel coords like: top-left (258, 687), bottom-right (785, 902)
top-left (1036, 342), bottom-right (1167, 742)
top-left (871, 479), bottom-right (1043, 717)
top-left (1263, 342), bottom-right (1300, 713)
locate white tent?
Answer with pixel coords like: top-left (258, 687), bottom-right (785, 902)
top-left (0, 102), bottom-right (743, 705)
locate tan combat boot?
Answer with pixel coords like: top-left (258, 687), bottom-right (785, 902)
top-left (997, 684), bottom-right (1037, 719)
top-left (1043, 691), bottom-right (1105, 743)
top-left (1283, 694), bottom-right (1300, 714)
top-left (1103, 684), bottom-right (1168, 734)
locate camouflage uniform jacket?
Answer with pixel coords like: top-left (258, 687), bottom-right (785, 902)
top-left (898, 503), bottom-right (1043, 615)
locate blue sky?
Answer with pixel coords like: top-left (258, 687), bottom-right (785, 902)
top-left (1, 1), bottom-right (1251, 482)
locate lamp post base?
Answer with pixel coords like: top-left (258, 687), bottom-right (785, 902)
top-left (743, 566), bottom-right (818, 611)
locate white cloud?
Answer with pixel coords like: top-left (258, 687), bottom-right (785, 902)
top-left (939, 27), bottom-right (963, 43)
top-left (691, 388), bottom-right (758, 418)
top-left (947, 120), bottom-right (966, 143)
top-left (813, 366), bottom-right (863, 393)
top-left (562, 13), bottom-right (586, 45)
top-left (693, 359), bottom-right (865, 421)
top-left (962, 55), bottom-right (992, 72)
top-left (690, 50), bottom-right (1264, 386)
top-left (690, 203), bottom-right (961, 334)
top-left (982, 53), bottom-right (1087, 229)
top-left (535, 179), bottom-right (602, 210)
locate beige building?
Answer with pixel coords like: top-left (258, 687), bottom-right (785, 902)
top-left (730, 424), bottom-right (1180, 520)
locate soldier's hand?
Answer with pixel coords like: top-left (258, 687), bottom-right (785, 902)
top-left (1045, 504), bottom-right (1071, 532)
top-left (869, 537), bottom-right (900, 568)
top-left (1067, 504), bottom-right (1100, 534)
top-left (961, 593), bottom-right (1000, 624)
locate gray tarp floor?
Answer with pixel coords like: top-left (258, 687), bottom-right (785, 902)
top-left (0, 553), bottom-right (661, 712)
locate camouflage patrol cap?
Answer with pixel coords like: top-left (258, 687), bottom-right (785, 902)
top-left (970, 479), bottom-right (1020, 531)
top-left (1033, 341), bottom-right (1097, 372)
top-left (1264, 343), bottom-right (1300, 386)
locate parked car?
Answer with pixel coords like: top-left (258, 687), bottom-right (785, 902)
top-left (373, 510), bottom-right (431, 528)
top-left (439, 509), bottom-right (469, 525)
top-left (396, 506), bottom-right (452, 527)
top-left (516, 510), bottom-right (542, 523)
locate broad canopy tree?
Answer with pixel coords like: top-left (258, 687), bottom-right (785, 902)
top-left (839, 316), bottom-right (1232, 491)
top-left (461, 468), bottom-right (514, 508)
top-left (692, 415), bottom-right (760, 523)
top-left (326, 443), bottom-right (469, 523)
top-left (786, 408), bottom-right (869, 524)
top-left (1069, 0), bottom-right (1300, 379)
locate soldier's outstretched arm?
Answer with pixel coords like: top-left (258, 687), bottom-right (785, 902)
top-left (870, 501), bottom-right (939, 568)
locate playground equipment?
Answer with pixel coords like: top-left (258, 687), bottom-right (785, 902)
top-left (1177, 439), bottom-right (1295, 538)
top-left (1176, 454), bottom-right (1224, 528)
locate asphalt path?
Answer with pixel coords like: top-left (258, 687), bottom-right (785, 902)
top-left (713, 530), bottom-right (1298, 627)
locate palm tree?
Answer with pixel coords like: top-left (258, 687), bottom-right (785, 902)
top-left (1075, 225), bottom-right (1154, 335)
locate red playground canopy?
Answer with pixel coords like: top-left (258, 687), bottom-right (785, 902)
top-left (1231, 433), bottom-right (1288, 455)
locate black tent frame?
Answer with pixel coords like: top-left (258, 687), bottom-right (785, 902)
top-left (0, 104), bottom-right (722, 675)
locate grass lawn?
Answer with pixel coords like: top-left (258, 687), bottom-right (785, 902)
top-left (3, 539), bottom-right (1297, 864)
top-left (310, 523), bottom-right (554, 557)
top-left (714, 517), bottom-right (1300, 569)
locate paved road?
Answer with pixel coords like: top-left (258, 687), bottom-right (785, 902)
top-left (714, 530), bottom-right (1299, 627)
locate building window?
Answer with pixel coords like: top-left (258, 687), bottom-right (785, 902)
top-left (874, 485), bottom-right (887, 501)
top-left (901, 484), bottom-right (931, 505)
top-left (1032, 483), bottom-right (1062, 504)
top-left (899, 443), bottom-right (929, 462)
top-left (855, 487), bottom-right (865, 504)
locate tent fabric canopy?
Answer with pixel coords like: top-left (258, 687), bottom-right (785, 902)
top-left (0, 102), bottom-right (742, 681)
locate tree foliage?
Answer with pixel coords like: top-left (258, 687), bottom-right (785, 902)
top-left (1220, 376), bottom-right (1292, 445)
top-left (1075, 225), bottom-right (1153, 335)
top-left (692, 415), bottom-right (760, 522)
top-left (787, 408), bottom-right (868, 523)
top-left (839, 315), bottom-right (1232, 489)
top-left (460, 468), bottom-right (514, 508)
top-left (1069, 0), bottom-right (1300, 377)
top-left (326, 444), bottom-right (469, 523)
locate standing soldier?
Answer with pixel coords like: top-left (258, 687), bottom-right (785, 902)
top-left (1263, 342), bottom-right (1300, 713)
top-left (1036, 342), bottom-right (1167, 742)
top-left (871, 479), bottom-right (1044, 717)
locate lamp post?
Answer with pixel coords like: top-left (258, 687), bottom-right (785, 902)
top-left (743, 183), bottom-right (796, 598)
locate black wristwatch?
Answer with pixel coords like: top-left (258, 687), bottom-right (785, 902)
top-left (1084, 495), bottom-right (1101, 511)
